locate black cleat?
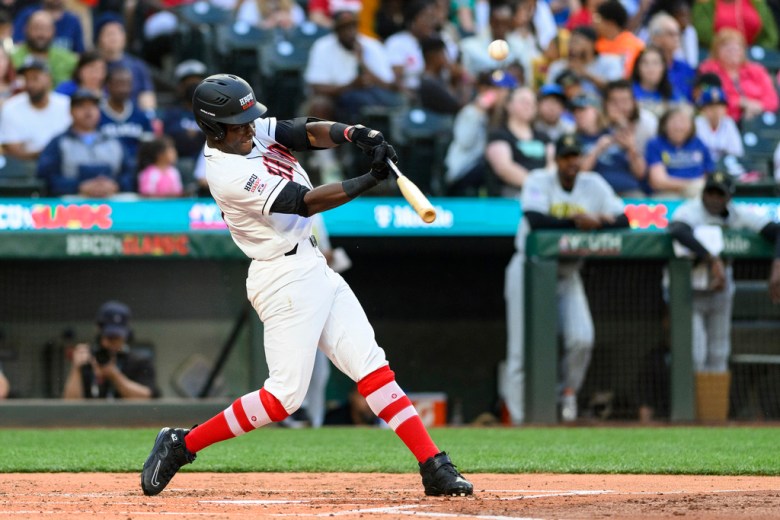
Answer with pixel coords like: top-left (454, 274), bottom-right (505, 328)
top-left (419, 452), bottom-right (474, 497)
top-left (141, 427), bottom-right (196, 496)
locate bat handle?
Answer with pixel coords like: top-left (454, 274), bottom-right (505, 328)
top-left (386, 158), bottom-right (403, 178)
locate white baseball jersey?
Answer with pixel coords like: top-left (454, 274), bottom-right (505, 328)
top-left (516, 169), bottom-right (626, 253)
top-left (204, 117), bottom-right (314, 260)
top-left (672, 198), bottom-right (770, 233)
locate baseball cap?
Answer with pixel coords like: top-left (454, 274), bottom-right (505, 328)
top-left (70, 88), bottom-right (102, 105)
top-left (538, 84), bottom-right (566, 103)
top-left (704, 171), bottom-right (735, 195)
top-left (490, 70), bottom-right (518, 89)
top-left (696, 86), bottom-right (727, 108)
top-left (96, 300), bottom-right (131, 338)
top-left (570, 93), bottom-right (602, 110)
top-left (17, 56), bottom-right (50, 74)
top-left (555, 69), bottom-right (582, 88)
top-left (555, 133), bottom-right (583, 157)
top-left (174, 59), bottom-right (208, 82)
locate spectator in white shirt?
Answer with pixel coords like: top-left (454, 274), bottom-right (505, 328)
top-left (0, 57), bottom-right (71, 163)
top-left (694, 86), bottom-right (743, 163)
top-left (385, 0), bottom-right (440, 94)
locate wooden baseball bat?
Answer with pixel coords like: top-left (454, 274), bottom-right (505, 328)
top-left (386, 158), bottom-right (436, 223)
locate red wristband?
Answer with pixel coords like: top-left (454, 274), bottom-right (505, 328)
top-left (344, 126), bottom-right (353, 142)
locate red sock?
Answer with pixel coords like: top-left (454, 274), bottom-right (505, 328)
top-left (357, 365), bottom-right (439, 463)
top-left (185, 388), bottom-right (288, 454)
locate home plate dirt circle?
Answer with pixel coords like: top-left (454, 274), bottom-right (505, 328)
top-left (2, 473), bottom-right (780, 519)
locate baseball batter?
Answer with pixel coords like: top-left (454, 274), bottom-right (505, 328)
top-left (140, 74), bottom-right (472, 497)
top-left (503, 134), bottom-right (629, 424)
top-left (668, 172), bottom-right (780, 373)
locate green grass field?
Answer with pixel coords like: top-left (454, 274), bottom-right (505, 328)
top-left (2, 426), bottom-right (779, 475)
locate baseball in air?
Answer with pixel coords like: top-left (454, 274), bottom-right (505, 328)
top-left (488, 39), bottom-right (509, 61)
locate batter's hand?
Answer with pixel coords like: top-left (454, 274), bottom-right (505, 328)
top-left (351, 125), bottom-right (385, 156)
top-left (369, 142), bottom-right (397, 180)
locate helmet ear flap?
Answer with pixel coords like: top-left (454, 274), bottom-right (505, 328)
top-left (197, 119), bottom-right (226, 141)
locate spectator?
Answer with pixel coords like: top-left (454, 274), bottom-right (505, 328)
top-left (484, 86), bottom-right (554, 198)
top-left (137, 136), bottom-right (183, 197)
top-left (304, 9), bottom-right (398, 124)
top-left (0, 46), bottom-right (18, 106)
top-left (445, 70), bottom-right (515, 196)
top-left (566, 0), bottom-right (606, 30)
top-left (533, 83), bottom-right (575, 141)
top-left (545, 26), bottom-right (623, 95)
top-left (694, 86), bottom-right (743, 163)
top-left (666, 0), bottom-right (699, 67)
top-left (593, 0), bottom-right (645, 77)
top-left (698, 28), bottom-right (778, 122)
top-left (692, 0), bottom-right (778, 49)
top-left (94, 14), bottom-right (156, 111)
top-left (646, 106), bottom-right (714, 198)
top-left (599, 79), bottom-right (655, 197)
top-left (509, 0), bottom-right (543, 85)
top-left (307, 0), bottom-right (362, 29)
top-left (11, 9), bottom-right (78, 87)
top-left (374, 0), bottom-right (405, 41)
top-left (459, 2), bottom-right (529, 79)
top-left (630, 46), bottom-right (686, 118)
top-left (385, 0), bottom-right (441, 94)
top-left (554, 68), bottom-right (585, 105)
top-left (0, 58), bottom-right (71, 162)
top-left (647, 12), bottom-right (695, 100)
top-left (691, 71), bottom-right (723, 106)
top-left (530, 26), bottom-right (568, 90)
top-left (98, 66), bottom-right (154, 169)
top-left (63, 300), bottom-right (160, 399)
top-left (503, 133), bottom-right (629, 424)
top-left (0, 362), bottom-right (9, 399)
top-left (668, 173), bottom-right (780, 384)
top-left (12, 0), bottom-right (85, 52)
top-left (54, 50), bottom-right (107, 97)
top-left (162, 60), bottom-right (207, 161)
top-left (418, 36), bottom-right (470, 115)
top-left (38, 88), bottom-right (134, 197)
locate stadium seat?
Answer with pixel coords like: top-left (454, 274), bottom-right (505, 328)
top-left (258, 33), bottom-right (313, 118)
top-left (0, 155), bottom-right (44, 197)
top-left (389, 107), bottom-right (454, 195)
top-left (749, 46), bottom-right (780, 75)
top-left (172, 2), bottom-right (233, 71)
top-left (741, 111), bottom-right (780, 159)
top-left (215, 22), bottom-right (270, 88)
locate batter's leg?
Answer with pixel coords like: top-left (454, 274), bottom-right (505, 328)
top-left (303, 350), bottom-right (332, 427)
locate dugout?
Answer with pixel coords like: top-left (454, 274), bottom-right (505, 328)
top-left (0, 198), bottom-right (777, 426)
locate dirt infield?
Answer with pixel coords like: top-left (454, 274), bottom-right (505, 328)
top-left (2, 472), bottom-right (780, 519)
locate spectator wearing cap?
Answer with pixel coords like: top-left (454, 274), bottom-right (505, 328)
top-left (0, 57), bottom-right (71, 162)
top-left (12, 10), bottom-right (78, 87)
top-left (485, 86), bottom-right (554, 198)
top-left (444, 70), bottom-right (516, 196)
top-left (459, 2), bottom-right (531, 81)
top-left (534, 84), bottom-right (575, 141)
top-left (647, 12), bottom-right (695, 101)
top-left (98, 66), bottom-right (154, 171)
top-left (37, 88), bottom-right (134, 197)
top-left (694, 86), bottom-right (742, 163)
top-left (63, 300), bottom-right (160, 399)
top-left (304, 9), bottom-right (398, 124)
top-left (161, 60), bottom-right (207, 163)
top-left (12, 0), bottom-right (86, 53)
top-left (646, 106), bottom-right (714, 198)
top-left (545, 26), bottom-right (623, 95)
top-left (554, 69), bottom-right (584, 106)
top-left (593, 0), bottom-right (645, 77)
top-left (577, 93), bottom-right (647, 197)
top-left (54, 50), bottom-right (107, 98)
top-left (94, 14), bottom-right (156, 111)
top-left (630, 46), bottom-right (687, 119)
top-left (668, 172), bottom-right (780, 390)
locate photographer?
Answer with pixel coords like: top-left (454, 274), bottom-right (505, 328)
top-left (62, 301), bottom-right (159, 399)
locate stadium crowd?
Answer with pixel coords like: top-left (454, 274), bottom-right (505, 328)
top-left (0, 0), bottom-right (778, 197)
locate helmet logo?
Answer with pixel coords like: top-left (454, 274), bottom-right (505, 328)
top-left (200, 108), bottom-right (216, 116)
top-left (239, 93), bottom-right (255, 111)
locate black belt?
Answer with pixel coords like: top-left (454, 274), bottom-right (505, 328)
top-left (284, 235), bottom-right (317, 256)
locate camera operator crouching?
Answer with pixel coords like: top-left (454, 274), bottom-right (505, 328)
top-left (62, 301), bottom-right (160, 399)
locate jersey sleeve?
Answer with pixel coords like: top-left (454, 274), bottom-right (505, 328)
top-left (645, 138), bottom-right (663, 167)
top-left (520, 172), bottom-right (550, 213)
top-left (732, 204), bottom-right (772, 233)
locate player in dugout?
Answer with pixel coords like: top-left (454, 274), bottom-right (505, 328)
top-left (139, 74), bottom-right (473, 498)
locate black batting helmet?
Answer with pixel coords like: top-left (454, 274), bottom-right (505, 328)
top-left (192, 74), bottom-right (267, 141)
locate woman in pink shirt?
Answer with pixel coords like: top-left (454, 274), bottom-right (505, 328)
top-left (697, 28), bottom-right (778, 122)
top-left (137, 136), bottom-right (184, 197)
